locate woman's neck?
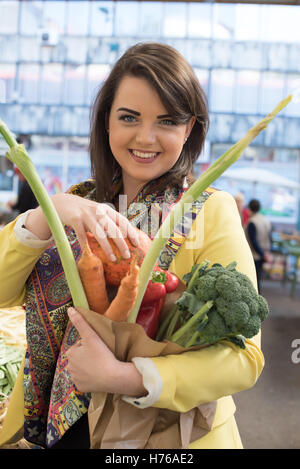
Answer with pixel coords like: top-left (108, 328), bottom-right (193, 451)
top-left (122, 176), bottom-right (147, 208)
top-left (113, 183), bottom-right (144, 212)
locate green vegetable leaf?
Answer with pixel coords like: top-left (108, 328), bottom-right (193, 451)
top-left (182, 260), bottom-right (210, 289)
top-left (175, 291), bottom-right (205, 315)
top-left (151, 271), bottom-right (167, 284)
top-left (226, 261), bottom-right (238, 272)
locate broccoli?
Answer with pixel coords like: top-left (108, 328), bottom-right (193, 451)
top-left (164, 260), bottom-right (269, 349)
top-left (195, 275), bottom-right (219, 301)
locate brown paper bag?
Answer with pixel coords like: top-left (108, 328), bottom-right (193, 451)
top-left (76, 306), bottom-right (217, 449)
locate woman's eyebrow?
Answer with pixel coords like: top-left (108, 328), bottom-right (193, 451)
top-left (117, 107), bottom-right (140, 116)
top-left (117, 107), bottom-right (171, 119)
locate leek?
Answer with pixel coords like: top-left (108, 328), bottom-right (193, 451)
top-left (127, 94), bottom-right (293, 323)
top-left (0, 120), bottom-right (89, 309)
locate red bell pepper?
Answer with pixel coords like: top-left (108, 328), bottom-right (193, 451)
top-left (141, 269), bottom-right (179, 305)
top-left (136, 269), bottom-right (179, 338)
top-left (141, 280), bottom-right (166, 305)
top-left (164, 271), bottom-right (179, 293)
top-left (136, 295), bottom-right (166, 339)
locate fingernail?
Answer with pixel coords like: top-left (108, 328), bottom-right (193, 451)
top-left (110, 253), bottom-right (117, 262)
top-left (132, 238), bottom-right (139, 247)
top-left (124, 250), bottom-right (131, 259)
top-left (68, 307), bottom-right (76, 317)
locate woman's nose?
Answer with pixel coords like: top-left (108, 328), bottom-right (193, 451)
top-left (135, 124), bottom-right (156, 145)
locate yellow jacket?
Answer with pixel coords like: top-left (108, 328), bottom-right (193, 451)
top-left (0, 190), bottom-right (264, 449)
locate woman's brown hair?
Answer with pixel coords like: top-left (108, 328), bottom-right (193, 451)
top-left (89, 42), bottom-right (209, 202)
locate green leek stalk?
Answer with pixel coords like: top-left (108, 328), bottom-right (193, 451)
top-left (0, 120), bottom-right (89, 309)
top-left (127, 94), bottom-right (293, 324)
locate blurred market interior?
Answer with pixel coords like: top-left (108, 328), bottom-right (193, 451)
top-left (0, 0), bottom-right (299, 450)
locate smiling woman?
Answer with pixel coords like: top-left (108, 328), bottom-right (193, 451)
top-left (107, 75), bottom-right (196, 204)
top-left (89, 42), bottom-right (209, 204)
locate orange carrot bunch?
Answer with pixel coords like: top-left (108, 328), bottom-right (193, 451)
top-left (78, 240), bottom-right (140, 322)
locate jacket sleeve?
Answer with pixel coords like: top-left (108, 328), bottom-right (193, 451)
top-left (0, 213), bottom-right (50, 307)
top-left (150, 190), bottom-right (265, 413)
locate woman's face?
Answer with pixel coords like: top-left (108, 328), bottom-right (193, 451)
top-left (108, 75), bottom-right (195, 198)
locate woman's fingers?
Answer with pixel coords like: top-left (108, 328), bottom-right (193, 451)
top-left (67, 307), bottom-right (97, 344)
top-left (114, 211), bottom-right (140, 247)
top-left (92, 204), bottom-right (139, 260)
top-left (94, 221), bottom-right (125, 261)
top-left (104, 205), bottom-right (139, 247)
top-left (73, 222), bottom-right (88, 251)
top-left (51, 195), bottom-right (140, 259)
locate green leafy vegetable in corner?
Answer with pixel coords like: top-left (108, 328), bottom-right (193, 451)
top-left (0, 338), bottom-right (24, 400)
top-left (156, 260), bottom-right (269, 349)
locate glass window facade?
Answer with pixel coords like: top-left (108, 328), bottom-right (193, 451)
top-left (90, 1), bottom-right (114, 37)
top-left (163, 3), bottom-right (187, 38)
top-left (1, 1), bottom-right (299, 117)
top-left (210, 69), bottom-right (235, 113)
top-left (139, 2), bottom-right (163, 37)
top-left (20, 1), bottom-right (43, 35)
top-left (66, 1), bottom-right (89, 36)
top-left (0, 1), bottom-right (19, 35)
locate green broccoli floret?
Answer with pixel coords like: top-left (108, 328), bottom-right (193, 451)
top-left (216, 298), bottom-right (251, 329)
top-left (243, 315), bottom-right (262, 338)
top-left (215, 272), bottom-right (242, 302)
top-left (234, 271), bottom-right (257, 290)
top-left (167, 260), bottom-right (269, 349)
top-left (257, 295), bottom-right (269, 321)
top-left (239, 286), bottom-right (259, 316)
top-left (194, 275), bottom-right (218, 301)
top-left (194, 308), bottom-right (228, 346)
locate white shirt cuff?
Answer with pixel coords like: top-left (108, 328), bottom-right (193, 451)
top-left (122, 357), bottom-right (162, 409)
top-left (14, 210), bottom-right (54, 248)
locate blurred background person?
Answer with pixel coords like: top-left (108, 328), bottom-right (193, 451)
top-left (246, 199), bottom-right (272, 293)
top-left (6, 167), bottom-right (38, 216)
top-left (234, 192), bottom-right (249, 227)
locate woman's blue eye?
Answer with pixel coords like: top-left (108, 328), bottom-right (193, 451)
top-left (161, 119), bottom-right (176, 126)
top-left (119, 115), bottom-right (136, 122)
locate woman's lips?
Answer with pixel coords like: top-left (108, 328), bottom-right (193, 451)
top-left (129, 149), bottom-right (160, 164)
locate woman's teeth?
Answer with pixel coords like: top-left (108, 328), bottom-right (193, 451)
top-left (131, 150), bottom-right (158, 159)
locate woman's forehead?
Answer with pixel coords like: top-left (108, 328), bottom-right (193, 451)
top-left (111, 75), bottom-right (167, 114)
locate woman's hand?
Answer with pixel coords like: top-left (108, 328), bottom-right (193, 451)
top-left (25, 193), bottom-right (139, 260)
top-left (66, 307), bottom-right (147, 396)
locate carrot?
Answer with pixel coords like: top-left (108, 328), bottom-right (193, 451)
top-left (104, 256), bottom-right (140, 322)
top-left (87, 229), bottom-right (152, 286)
top-left (78, 241), bottom-right (109, 315)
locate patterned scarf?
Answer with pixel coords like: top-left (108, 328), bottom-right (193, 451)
top-left (23, 175), bottom-right (216, 447)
